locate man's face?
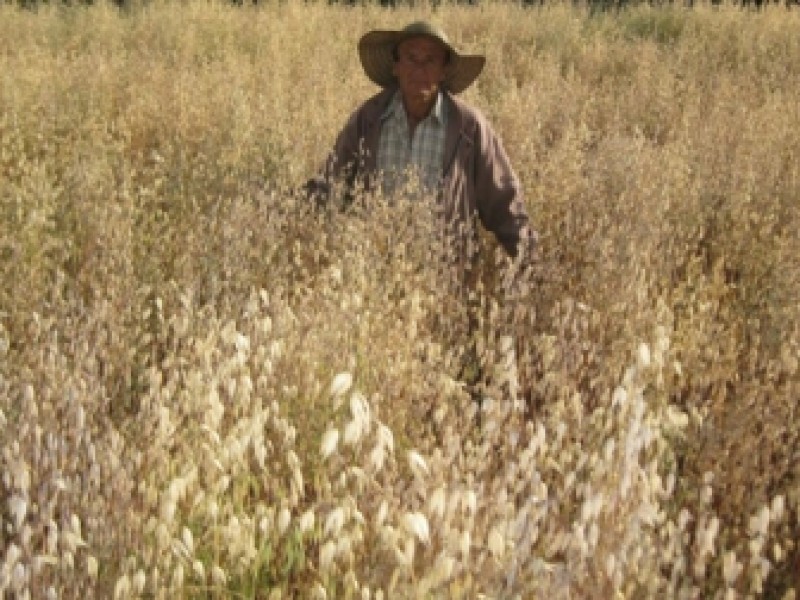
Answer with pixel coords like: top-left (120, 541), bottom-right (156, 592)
top-left (392, 36), bottom-right (448, 112)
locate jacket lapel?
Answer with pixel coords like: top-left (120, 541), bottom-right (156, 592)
top-left (359, 88), bottom-right (395, 174)
top-left (442, 91), bottom-right (474, 176)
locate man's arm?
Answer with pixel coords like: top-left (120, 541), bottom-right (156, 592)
top-left (473, 120), bottom-right (537, 260)
top-left (304, 111), bottom-right (363, 206)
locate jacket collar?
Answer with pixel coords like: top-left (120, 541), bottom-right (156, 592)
top-left (361, 86), bottom-right (476, 174)
top-left (380, 89), bottom-right (447, 127)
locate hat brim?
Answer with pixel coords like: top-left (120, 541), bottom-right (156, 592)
top-left (358, 29), bottom-right (485, 95)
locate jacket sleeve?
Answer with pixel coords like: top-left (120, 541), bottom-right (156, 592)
top-left (473, 120), bottom-right (537, 260)
top-left (304, 110), bottom-right (363, 206)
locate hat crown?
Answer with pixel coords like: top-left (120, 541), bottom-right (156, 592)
top-left (400, 21), bottom-right (450, 46)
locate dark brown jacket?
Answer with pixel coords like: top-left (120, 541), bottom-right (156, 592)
top-left (307, 87), bottom-right (536, 264)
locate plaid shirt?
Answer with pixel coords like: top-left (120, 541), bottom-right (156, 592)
top-left (377, 90), bottom-right (448, 195)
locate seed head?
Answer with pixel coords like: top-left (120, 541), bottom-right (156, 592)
top-left (319, 540), bottom-right (337, 571)
top-left (723, 551), bottom-right (743, 586)
top-left (11, 562), bottom-right (26, 592)
top-left (320, 428), bottom-right (340, 460)
top-left (369, 443), bottom-right (387, 472)
top-left (325, 507), bottom-right (345, 538)
top-left (299, 510), bottom-right (316, 533)
top-left (182, 527), bottom-right (194, 555)
top-left (310, 582), bottom-right (328, 600)
top-left (771, 495), bottom-right (785, 522)
top-left (402, 512), bottom-right (430, 546)
top-left (211, 565), bottom-right (227, 586)
top-left (113, 574), bottom-right (131, 600)
top-left (8, 495), bottom-right (27, 531)
top-left (637, 343), bottom-right (651, 370)
top-left (488, 526), bottom-right (505, 559)
top-left (278, 507), bottom-right (291, 535)
top-left (407, 451), bottom-right (429, 479)
top-left (87, 556), bottom-right (98, 579)
top-left (429, 487), bottom-right (447, 521)
top-left (377, 424), bottom-right (394, 454)
top-left (192, 560), bottom-right (205, 579)
top-left (330, 373), bottom-right (353, 400)
top-left (132, 570), bottom-right (146, 594)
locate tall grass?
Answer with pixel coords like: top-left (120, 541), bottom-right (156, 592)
top-left (1, 2), bottom-right (799, 597)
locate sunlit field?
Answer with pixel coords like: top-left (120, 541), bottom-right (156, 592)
top-left (1, 1), bottom-right (799, 597)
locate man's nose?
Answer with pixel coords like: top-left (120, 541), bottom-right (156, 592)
top-left (406, 56), bottom-right (436, 71)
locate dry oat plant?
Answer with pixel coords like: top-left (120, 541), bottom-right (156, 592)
top-left (1, 1), bottom-right (799, 598)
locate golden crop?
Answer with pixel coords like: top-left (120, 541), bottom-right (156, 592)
top-left (1, 1), bottom-right (799, 598)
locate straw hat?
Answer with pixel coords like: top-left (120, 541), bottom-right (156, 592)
top-left (358, 21), bottom-right (485, 94)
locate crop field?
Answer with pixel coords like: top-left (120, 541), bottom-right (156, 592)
top-left (1, 1), bottom-right (799, 598)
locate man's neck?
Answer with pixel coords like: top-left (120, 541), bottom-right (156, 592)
top-left (403, 93), bottom-right (439, 134)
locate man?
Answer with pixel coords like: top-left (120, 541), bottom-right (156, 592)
top-left (306, 21), bottom-right (537, 276)
top-left (306, 21), bottom-right (535, 410)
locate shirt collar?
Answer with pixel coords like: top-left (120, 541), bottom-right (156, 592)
top-left (381, 89), bottom-right (446, 126)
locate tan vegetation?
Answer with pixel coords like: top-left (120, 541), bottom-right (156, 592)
top-left (1, 1), bottom-right (799, 598)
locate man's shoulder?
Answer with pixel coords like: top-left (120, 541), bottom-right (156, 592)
top-left (445, 92), bottom-right (494, 133)
top-left (350, 88), bottom-right (395, 122)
